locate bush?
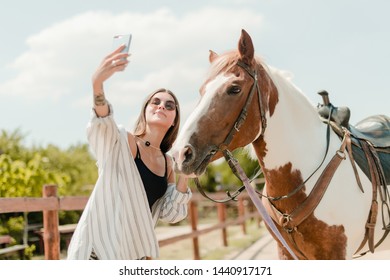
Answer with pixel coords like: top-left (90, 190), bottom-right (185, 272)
top-left (0, 129), bottom-right (98, 258)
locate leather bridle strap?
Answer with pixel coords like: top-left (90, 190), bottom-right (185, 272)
top-left (262, 131), bottom-right (349, 259)
top-left (193, 60), bottom-right (266, 204)
top-left (263, 108), bottom-right (334, 202)
top-left (219, 60), bottom-right (267, 151)
top-left (223, 148), bottom-right (299, 260)
top-left (265, 133), bottom-right (348, 231)
top-left (193, 60), bottom-right (298, 258)
top-left (193, 166), bottom-right (262, 204)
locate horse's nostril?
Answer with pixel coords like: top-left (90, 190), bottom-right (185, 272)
top-left (183, 145), bottom-right (195, 164)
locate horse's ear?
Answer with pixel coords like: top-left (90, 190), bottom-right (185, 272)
top-left (238, 29), bottom-right (254, 65)
top-left (209, 50), bottom-right (218, 63)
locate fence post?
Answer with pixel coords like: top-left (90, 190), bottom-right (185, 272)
top-left (189, 201), bottom-right (200, 260)
top-left (238, 197), bottom-right (247, 234)
top-left (42, 184), bottom-right (60, 260)
top-left (217, 203), bottom-right (228, 247)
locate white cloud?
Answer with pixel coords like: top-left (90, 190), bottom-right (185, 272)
top-left (0, 8), bottom-right (263, 103)
top-left (2, 1), bottom-right (388, 150)
top-left (0, 7), bottom-right (264, 147)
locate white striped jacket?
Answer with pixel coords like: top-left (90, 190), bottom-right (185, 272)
top-left (66, 104), bottom-right (192, 260)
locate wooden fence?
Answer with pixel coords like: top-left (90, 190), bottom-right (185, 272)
top-left (0, 184), bottom-right (261, 260)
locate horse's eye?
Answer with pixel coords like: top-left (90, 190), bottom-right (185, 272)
top-left (227, 85), bottom-right (241, 95)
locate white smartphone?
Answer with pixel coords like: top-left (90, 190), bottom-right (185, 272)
top-left (112, 34), bottom-right (132, 54)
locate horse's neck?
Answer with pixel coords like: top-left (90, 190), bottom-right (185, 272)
top-left (259, 68), bottom-right (329, 178)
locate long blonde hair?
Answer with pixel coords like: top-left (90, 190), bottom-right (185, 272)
top-left (133, 88), bottom-right (181, 153)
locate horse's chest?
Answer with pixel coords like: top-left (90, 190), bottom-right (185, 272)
top-left (264, 164), bottom-right (348, 259)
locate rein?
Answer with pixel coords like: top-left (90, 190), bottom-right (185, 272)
top-left (193, 60), bottom-right (343, 259)
top-left (218, 61), bottom-right (267, 148)
top-left (193, 166), bottom-right (262, 204)
top-left (193, 60), bottom-right (265, 204)
top-left (191, 58), bottom-right (389, 259)
top-left (193, 60), bottom-right (299, 260)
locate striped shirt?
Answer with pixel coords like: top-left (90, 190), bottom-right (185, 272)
top-left (66, 103), bottom-right (192, 260)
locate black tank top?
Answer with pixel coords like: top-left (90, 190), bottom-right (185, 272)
top-left (134, 145), bottom-right (168, 210)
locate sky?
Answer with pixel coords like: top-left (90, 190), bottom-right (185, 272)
top-left (0, 0), bottom-right (389, 149)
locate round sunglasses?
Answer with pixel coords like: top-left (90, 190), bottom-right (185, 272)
top-left (149, 97), bottom-right (177, 111)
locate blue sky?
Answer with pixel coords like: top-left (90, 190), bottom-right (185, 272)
top-left (0, 0), bottom-right (389, 149)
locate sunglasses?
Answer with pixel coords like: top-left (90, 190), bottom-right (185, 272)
top-left (149, 97), bottom-right (177, 111)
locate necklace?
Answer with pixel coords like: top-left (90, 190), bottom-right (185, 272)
top-left (136, 136), bottom-right (161, 151)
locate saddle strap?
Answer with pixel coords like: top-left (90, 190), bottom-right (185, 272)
top-left (344, 129), bottom-right (365, 193)
top-left (262, 133), bottom-right (348, 259)
top-left (354, 139), bottom-right (390, 256)
top-left (354, 140), bottom-right (379, 254)
top-left (284, 133), bottom-right (347, 230)
top-left (262, 188), bottom-right (308, 260)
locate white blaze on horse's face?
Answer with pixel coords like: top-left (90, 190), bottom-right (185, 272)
top-left (172, 74), bottom-right (231, 174)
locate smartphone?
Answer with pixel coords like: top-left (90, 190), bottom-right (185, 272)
top-left (112, 34), bottom-right (132, 54)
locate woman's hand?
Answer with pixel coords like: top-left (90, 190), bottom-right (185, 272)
top-left (91, 45), bottom-right (130, 117)
top-left (92, 45), bottom-right (130, 90)
top-left (176, 174), bottom-right (192, 193)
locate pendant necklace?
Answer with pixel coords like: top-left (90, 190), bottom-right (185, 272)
top-left (136, 136), bottom-right (161, 151)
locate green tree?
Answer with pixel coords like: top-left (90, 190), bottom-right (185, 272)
top-left (0, 153), bottom-right (69, 197)
top-left (193, 147), bottom-right (263, 193)
top-left (0, 129), bottom-right (32, 163)
top-left (0, 129), bottom-right (97, 197)
top-left (0, 129), bottom-right (98, 258)
top-left (35, 144), bottom-right (97, 196)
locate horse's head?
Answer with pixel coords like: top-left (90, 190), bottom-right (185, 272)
top-left (172, 29), bottom-right (277, 176)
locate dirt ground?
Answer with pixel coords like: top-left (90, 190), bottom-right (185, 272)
top-left (156, 220), bottom-right (266, 260)
top-left (50, 219), bottom-right (265, 260)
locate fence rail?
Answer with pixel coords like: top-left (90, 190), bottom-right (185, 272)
top-left (0, 184), bottom-right (261, 260)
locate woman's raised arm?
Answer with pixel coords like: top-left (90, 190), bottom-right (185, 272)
top-left (92, 45), bottom-right (130, 117)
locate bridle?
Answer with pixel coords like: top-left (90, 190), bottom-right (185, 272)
top-left (192, 59), bottom-right (342, 260)
top-left (192, 59), bottom-right (340, 260)
top-left (192, 58), bottom-right (386, 259)
top-left (219, 60), bottom-right (267, 151)
top-left (195, 59), bottom-right (334, 205)
top-left (193, 60), bottom-right (266, 203)
top-left (193, 59), bottom-right (300, 259)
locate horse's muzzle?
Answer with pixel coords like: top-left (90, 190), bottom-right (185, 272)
top-left (172, 144), bottom-right (197, 175)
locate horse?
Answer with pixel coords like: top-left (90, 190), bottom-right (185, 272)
top-left (172, 29), bottom-right (390, 260)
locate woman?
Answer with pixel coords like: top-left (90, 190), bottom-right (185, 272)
top-left (67, 45), bottom-right (192, 260)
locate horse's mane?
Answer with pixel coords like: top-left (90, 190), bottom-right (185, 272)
top-left (208, 50), bottom-right (276, 82)
top-left (208, 51), bottom-right (241, 77)
top-left (208, 50), bottom-right (316, 160)
top-left (208, 52), bottom-right (312, 161)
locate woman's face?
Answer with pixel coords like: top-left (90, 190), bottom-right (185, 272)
top-left (145, 91), bottom-right (177, 129)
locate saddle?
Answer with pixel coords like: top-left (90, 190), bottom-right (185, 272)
top-left (317, 90), bottom-right (390, 182)
top-left (317, 90), bottom-right (390, 256)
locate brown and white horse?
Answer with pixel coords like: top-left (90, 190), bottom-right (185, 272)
top-left (172, 30), bottom-right (390, 259)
